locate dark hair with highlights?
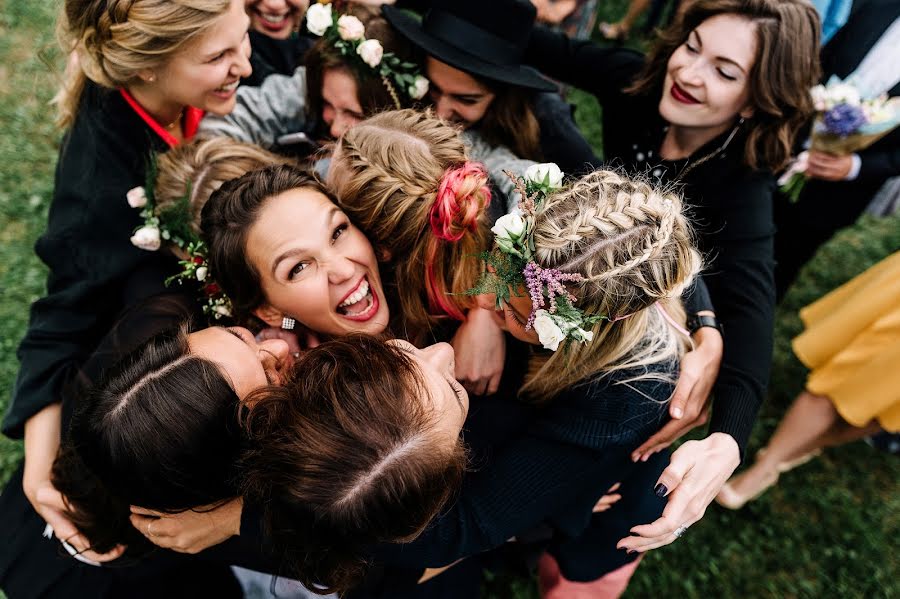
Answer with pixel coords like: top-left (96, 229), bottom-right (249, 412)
top-left (51, 326), bottom-right (246, 555)
top-left (200, 164), bottom-right (334, 319)
top-left (240, 334), bottom-right (467, 594)
top-left (628, 0), bottom-right (821, 171)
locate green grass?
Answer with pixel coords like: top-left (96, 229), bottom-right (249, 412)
top-left (1, 2), bottom-right (899, 598)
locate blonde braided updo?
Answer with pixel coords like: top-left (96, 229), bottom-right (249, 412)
top-left (522, 170), bottom-right (702, 400)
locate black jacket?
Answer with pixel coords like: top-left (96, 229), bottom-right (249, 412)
top-left (524, 28), bottom-right (777, 456)
top-left (2, 82), bottom-right (178, 438)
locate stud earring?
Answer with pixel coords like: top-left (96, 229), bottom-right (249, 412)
top-left (281, 316), bottom-right (296, 330)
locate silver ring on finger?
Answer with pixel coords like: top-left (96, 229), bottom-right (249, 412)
top-left (673, 524), bottom-right (689, 538)
top-left (147, 520), bottom-right (156, 537)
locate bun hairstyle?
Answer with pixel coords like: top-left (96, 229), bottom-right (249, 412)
top-left (305, 2), bottom-right (418, 125)
top-left (629, 0), bottom-right (821, 172)
top-left (51, 325), bottom-right (246, 555)
top-left (329, 109), bottom-right (491, 340)
top-left (200, 164), bottom-right (333, 319)
top-left (240, 335), bottom-right (467, 594)
top-left (54, 0), bottom-right (231, 128)
top-left (523, 170), bottom-right (702, 400)
top-left (155, 137), bottom-right (295, 237)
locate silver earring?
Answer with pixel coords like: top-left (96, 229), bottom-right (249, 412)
top-left (281, 316), bottom-right (296, 330)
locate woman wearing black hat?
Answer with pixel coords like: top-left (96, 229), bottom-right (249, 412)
top-left (382, 0), bottom-right (600, 174)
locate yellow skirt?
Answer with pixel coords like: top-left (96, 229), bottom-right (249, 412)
top-left (792, 251), bottom-right (900, 431)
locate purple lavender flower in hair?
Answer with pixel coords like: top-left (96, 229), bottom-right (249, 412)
top-left (523, 262), bottom-right (583, 330)
top-left (823, 103), bottom-right (867, 137)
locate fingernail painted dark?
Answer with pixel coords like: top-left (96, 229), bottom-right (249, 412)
top-left (654, 483), bottom-right (668, 497)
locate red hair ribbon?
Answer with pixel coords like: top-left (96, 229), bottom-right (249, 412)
top-left (429, 161), bottom-right (491, 242)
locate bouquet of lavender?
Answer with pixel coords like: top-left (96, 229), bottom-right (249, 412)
top-left (779, 77), bottom-right (900, 203)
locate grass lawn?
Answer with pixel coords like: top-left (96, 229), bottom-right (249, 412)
top-left (1, 2), bottom-right (898, 598)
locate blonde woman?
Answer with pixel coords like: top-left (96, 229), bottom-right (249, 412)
top-left (3, 0), bottom-right (251, 590)
top-left (327, 109), bottom-right (507, 395)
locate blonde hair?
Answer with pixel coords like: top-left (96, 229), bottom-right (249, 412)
top-left (522, 170), bottom-right (702, 400)
top-left (329, 109), bottom-right (491, 341)
top-left (155, 137), bottom-right (294, 236)
top-left (54, 0), bottom-right (231, 128)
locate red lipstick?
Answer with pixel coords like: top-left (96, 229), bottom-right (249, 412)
top-left (670, 83), bottom-right (700, 105)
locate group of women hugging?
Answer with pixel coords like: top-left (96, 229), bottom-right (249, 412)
top-left (0, 0), bottom-right (830, 597)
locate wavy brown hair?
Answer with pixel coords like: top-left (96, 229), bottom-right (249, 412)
top-left (628, 0), bottom-right (820, 171)
top-left (477, 81), bottom-right (542, 161)
top-left (240, 335), bottom-right (467, 594)
top-left (54, 0), bottom-right (231, 128)
top-left (329, 109), bottom-right (491, 342)
top-left (305, 2), bottom-right (418, 130)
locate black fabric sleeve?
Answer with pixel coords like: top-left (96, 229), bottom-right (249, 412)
top-left (683, 274), bottom-right (714, 316)
top-left (525, 25), bottom-right (645, 104)
top-left (703, 172), bottom-right (776, 459)
top-left (856, 129), bottom-right (900, 183)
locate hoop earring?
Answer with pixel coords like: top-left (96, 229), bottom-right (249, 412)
top-left (282, 316), bottom-right (296, 330)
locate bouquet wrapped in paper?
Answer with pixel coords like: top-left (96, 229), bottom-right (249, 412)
top-left (779, 76), bottom-right (900, 202)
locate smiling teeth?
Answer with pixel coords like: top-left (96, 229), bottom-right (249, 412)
top-left (216, 80), bottom-right (239, 93)
top-left (261, 12), bottom-right (288, 23)
top-left (339, 281), bottom-right (370, 308)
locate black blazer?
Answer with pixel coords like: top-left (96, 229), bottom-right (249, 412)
top-left (2, 82), bottom-right (178, 438)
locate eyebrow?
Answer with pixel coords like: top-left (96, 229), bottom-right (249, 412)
top-left (691, 30), bottom-right (749, 74)
top-left (271, 206), bottom-right (341, 277)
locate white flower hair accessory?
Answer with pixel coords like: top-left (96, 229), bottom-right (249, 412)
top-left (468, 163), bottom-right (612, 352)
top-left (126, 156), bottom-right (233, 321)
top-left (307, 1), bottom-right (429, 109)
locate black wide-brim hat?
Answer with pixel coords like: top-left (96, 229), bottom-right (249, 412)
top-left (382, 0), bottom-right (557, 92)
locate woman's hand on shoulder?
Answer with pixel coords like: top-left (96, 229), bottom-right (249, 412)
top-left (632, 325), bottom-right (723, 461)
top-left (451, 307), bottom-right (507, 396)
top-left (130, 498), bottom-right (243, 554)
top-left (617, 433), bottom-right (740, 553)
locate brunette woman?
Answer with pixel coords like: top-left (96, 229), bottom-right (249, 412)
top-left (244, 0), bottom-right (316, 86)
top-left (524, 0), bottom-right (821, 522)
top-left (2, 0), bottom-right (252, 590)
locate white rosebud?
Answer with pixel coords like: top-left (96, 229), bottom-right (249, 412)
top-left (491, 213), bottom-right (526, 241)
top-left (408, 75), bottom-right (430, 100)
top-left (571, 327), bottom-right (594, 343)
top-left (524, 162), bottom-right (564, 188)
top-left (195, 266), bottom-right (208, 282)
top-left (130, 225), bottom-right (161, 251)
top-left (356, 39), bottom-right (383, 68)
top-left (532, 310), bottom-right (566, 351)
top-left (305, 2), bottom-right (333, 36)
top-left (126, 186), bottom-right (147, 208)
top-left (337, 14), bottom-right (365, 40)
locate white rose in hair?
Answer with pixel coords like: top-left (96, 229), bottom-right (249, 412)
top-left (525, 162), bottom-right (563, 188)
top-left (126, 186), bottom-right (147, 208)
top-left (130, 225), bottom-right (161, 251)
top-left (409, 76), bottom-right (430, 100)
top-left (532, 310), bottom-right (566, 351)
top-left (337, 15), bottom-right (365, 40)
top-left (356, 39), bottom-right (383, 68)
top-left (306, 3), bottom-right (333, 36)
top-left (491, 213), bottom-right (526, 241)
top-left (195, 266), bottom-right (208, 282)
top-left (212, 303), bottom-right (232, 318)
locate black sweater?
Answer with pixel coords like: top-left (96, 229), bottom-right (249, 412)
top-left (2, 82), bottom-right (178, 438)
top-left (525, 28), bottom-right (776, 456)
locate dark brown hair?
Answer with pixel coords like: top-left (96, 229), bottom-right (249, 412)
top-left (240, 335), bottom-right (467, 594)
top-left (51, 326), bottom-right (246, 555)
top-left (628, 0), bottom-right (821, 171)
top-left (305, 2), bottom-right (418, 130)
top-left (200, 164), bottom-right (333, 319)
top-left (478, 81), bottom-right (542, 161)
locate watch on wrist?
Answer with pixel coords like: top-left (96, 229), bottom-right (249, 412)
top-left (687, 313), bottom-right (723, 336)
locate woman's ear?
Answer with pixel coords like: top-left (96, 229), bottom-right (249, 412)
top-left (739, 105), bottom-right (755, 120)
top-left (253, 303), bottom-right (284, 329)
top-left (376, 246), bottom-right (393, 262)
top-left (136, 68), bottom-right (157, 84)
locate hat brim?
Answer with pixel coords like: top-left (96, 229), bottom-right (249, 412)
top-left (383, 6), bottom-right (557, 93)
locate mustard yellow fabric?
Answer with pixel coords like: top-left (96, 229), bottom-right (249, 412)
top-left (792, 251), bottom-right (900, 431)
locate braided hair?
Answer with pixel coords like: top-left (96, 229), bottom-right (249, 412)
top-left (523, 170), bottom-right (702, 400)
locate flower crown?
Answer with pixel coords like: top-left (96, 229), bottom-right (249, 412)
top-left (305, 2), bottom-right (429, 108)
top-left (469, 163), bottom-right (611, 351)
top-left (127, 155), bottom-right (233, 320)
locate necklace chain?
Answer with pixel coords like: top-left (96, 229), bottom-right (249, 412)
top-left (675, 120), bottom-right (743, 181)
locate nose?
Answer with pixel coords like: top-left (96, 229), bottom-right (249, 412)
top-left (330, 115), bottom-right (350, 139)
top-left (420, 342), bottom-right (456, 376)
top-left (327, 256), bottom-right (356, 285)
top-left (233, 43), bottom-right (253, 79)
top-left (433, 96), bottom-right (455, 121)
top-left (259, 337), bottom-right (290, 364)
top-left (677, 57), bottom-right (704, 87)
